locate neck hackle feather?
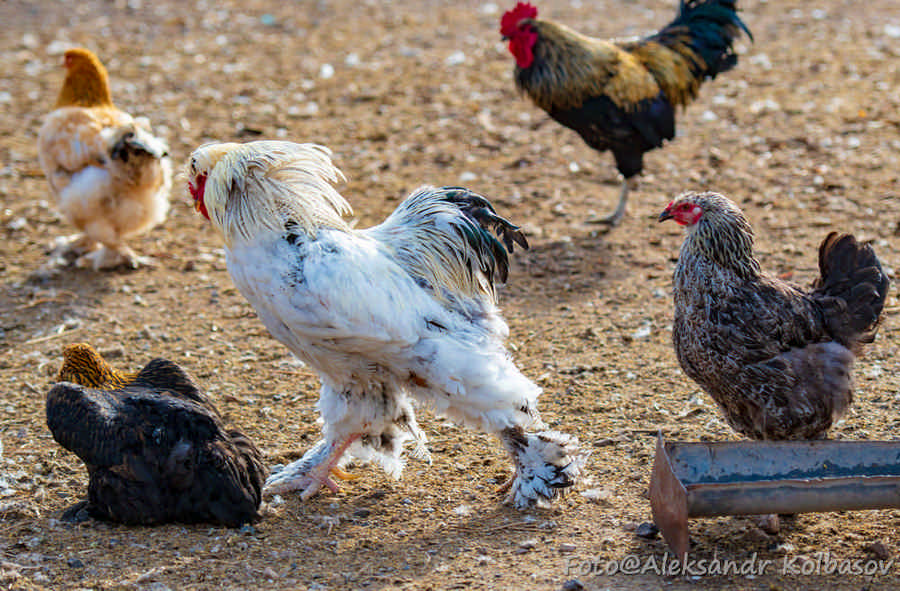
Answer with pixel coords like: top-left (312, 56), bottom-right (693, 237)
top-left (54, 48), bottom-right (115, 109)
top-left (58, 343), bottom-right (136, 389)
top-left (675, 191), bottom-right (760, 280)
top-left (199, 142), bottom-right (351, 247)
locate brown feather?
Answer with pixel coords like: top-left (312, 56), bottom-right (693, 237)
top-left (58, 343), bottom-right (136, 389)
top-left (664, 192), bottom-right (889, 441)
top-left (516, 19), bottom-right (660, 112)
top-left (622, 38), bottom-right (705, 107)
top-left (54, 48), bottom-right (115, 109)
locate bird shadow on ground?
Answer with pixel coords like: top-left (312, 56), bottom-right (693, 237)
top-left (0, 265), bottom-right (120, 355)
top-left (506, 233), bottom-right (613, 307)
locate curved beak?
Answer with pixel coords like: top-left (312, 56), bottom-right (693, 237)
top-left (658, 209), bottom-right (673, 223)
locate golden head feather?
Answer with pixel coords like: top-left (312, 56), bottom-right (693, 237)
top-left (54, 48), bottom-right (115, 109)
top-left (58, 343), bottom-right (135, 389)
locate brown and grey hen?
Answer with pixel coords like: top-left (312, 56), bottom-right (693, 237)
top-left (660, 191), bottom-right (889, 441)
top-left (47, 347), bottom-right (267, 526)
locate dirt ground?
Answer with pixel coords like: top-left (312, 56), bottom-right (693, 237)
top-left (1, 0), bottom-right (899, 589)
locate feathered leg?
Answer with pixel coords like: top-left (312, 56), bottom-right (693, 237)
top-left (265, 434), bottom-right (360, 500)
top-left (499, 426), bottom-right (586, 508)
top-left (76, 244), bottom-right (144, 270)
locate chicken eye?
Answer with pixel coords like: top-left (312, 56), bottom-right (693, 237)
top-left (190, 158), bottom-right (197, 174)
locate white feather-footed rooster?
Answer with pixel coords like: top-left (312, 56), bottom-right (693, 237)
top-left (187, 141), bottom-right (585, 508)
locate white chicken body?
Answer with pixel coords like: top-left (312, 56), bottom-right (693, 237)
top-left (228, 226), bottom-right (539, 442)
top-left (189, 141), bottom-right (584, 507)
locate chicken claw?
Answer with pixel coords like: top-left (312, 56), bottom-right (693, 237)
top-left (264, 435), bottom-right (360, 499)
top-left (330, 466), bottom-right (361, 481)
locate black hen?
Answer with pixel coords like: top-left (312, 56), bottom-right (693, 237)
top-left (47, 357), bottom-right (267, 526)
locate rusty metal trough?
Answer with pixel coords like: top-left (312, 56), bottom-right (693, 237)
top-left (650, 434), bottom-right (900, 558)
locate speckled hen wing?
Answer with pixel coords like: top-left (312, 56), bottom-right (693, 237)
top-left (674, 276), bottom-right (850, 440)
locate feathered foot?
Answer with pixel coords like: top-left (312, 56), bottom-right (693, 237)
top-left (75, 245), bottom-right (150, 270)
top-left (588, 177), bottom-right (638, 227)
top-left (264, 435), bottom-right (359, 500)
top-left (34, 234), bottom-right (99, 278)
top-left (500, 427), bottom-right (587, 509)
top-left (46, 234), bottom-right (97, 263)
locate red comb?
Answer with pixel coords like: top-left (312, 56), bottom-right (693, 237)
top-left (500, 2), bottom-right (538, 36)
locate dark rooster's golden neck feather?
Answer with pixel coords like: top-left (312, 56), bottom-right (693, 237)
top-left (512, 20), bottom-right (627, 112)
top-left (54, 48), bottom-right (114, 109)
top-left (58, 343), bottom-right (134, 389)
top-left (674, 192), bottom-right (760, 280)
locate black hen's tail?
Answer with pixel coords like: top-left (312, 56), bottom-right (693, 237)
top-left (813, 232), bottom-right (890, 350)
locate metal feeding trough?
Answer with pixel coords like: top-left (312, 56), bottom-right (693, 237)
top-left (650, 434), bottom-right (900, 558)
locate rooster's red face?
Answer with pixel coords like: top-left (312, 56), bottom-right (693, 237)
top-left (659, 200), bottom-right (703, 226)
top-left (188, 173), bottom-right (209, 220)
top-left (501, 2), bottom-right (539, 68)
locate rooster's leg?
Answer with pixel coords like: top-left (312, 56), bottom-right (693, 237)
top-left (593, 176), bottom-right (638, 226)
top-left (265, 434), bottom-right (360, 500)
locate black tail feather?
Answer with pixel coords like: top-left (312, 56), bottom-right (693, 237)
top-left (653, 0), bottom-right (752, 79)
top-left (110, 128), bottom-right (168, 162)
top-left (813, 232), bottom-right (889, 349)
top-left (440, 187), bottom-right (529, 284)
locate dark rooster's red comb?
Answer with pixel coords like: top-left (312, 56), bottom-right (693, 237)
top-left (500, 2), bottom-right (538, 37)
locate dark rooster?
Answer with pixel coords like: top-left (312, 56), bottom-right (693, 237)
top-left (660, 192), bottom-right (889, 441)
top-left (501, 1), bottom-right (752, 225)
top-left (47, 346), bottom-right (267, 526)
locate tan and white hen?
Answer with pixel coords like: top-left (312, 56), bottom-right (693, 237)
top-left (38, 48), bottom-right (171, 270)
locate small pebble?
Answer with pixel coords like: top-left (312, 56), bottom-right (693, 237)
top-left (561, 580), bottom-right (584, 591)
top-left (558, 543), bottom-right (577, 553)
top-left (353, 508), bottom-right (371, 518)
top-left (67, 557), bottom-right (85, 568)
top-left (580, 488), bottom-right (613, 506)
top-left (445, 51), bottom-right (466, 66)
top-left (865, 540), bottom-right (890, 560)
top-left (635, 522), bottom-right (660, 539)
